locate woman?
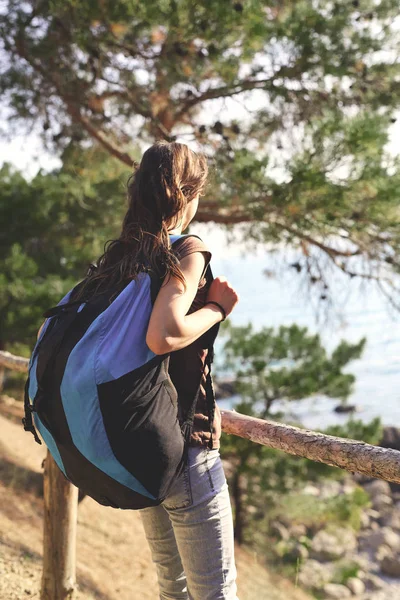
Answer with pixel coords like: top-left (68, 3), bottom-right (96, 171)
top-left (37, 140), bottom-right (239, 599)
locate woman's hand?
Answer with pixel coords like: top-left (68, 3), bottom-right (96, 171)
top-left (206, 276), bottom-right (239, 318)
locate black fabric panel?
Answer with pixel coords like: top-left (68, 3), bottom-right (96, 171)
top-left (97, 357), bottom-right (186, 500)
top-left (37, 290), bottom-right (160, 509)
top-left (54, 438), bottom-right (160, 510)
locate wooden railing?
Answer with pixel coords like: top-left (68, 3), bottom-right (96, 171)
top-left (2, 349), bottom-right (400, 599)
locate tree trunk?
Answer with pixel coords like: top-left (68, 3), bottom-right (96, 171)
top-left (0, 341), bottom-right (6, 392)
top-left (41, 451), bottom-right (78, 600)
top-left (0, 366), bottom-right (5, 393)
top-left (232, 471), bottom-right (244, 545)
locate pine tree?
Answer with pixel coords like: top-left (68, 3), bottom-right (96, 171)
top-left (218, 322), bottom-right (381, 545)
top-left (1, 0), bottom-right (400, 298)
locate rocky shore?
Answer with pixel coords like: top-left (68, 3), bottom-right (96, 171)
top-left (272, 477), bottom-right (400, 600)
top-left (216, 383), bottom-right (400, 599)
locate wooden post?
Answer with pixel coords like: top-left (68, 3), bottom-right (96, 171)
top-left (41, 451), bottom-right (79, 600)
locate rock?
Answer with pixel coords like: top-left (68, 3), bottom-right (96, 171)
top-left (289, 524), bottom-right (307, 538)
top-left (213, 379), bottom-right (236, 399)
top-left (359, 527), bottom-right (400, 553)
top-left (342, 481), bottom-right (357, 495)
top-left (380, 426), bottom-right (400, 452)
top-left (310, 528), bottom-right (357, 561)
top-left (290, 543), bottom-right (309, 561)
top-left (380, 553), bottom-right (400, 577)
top-left (360, 512), bottom-right (370, 529)
top-left (323, 583), bottom-right (352, 599)
top-left (298, 559), bottom-right (335, 590)
top-left (380, 508), bottom-right (400, 530)
top-left (364, 480), bottom-right (392, 498)
top-left (351, 554), bottom-right (372, 572)
top-left (319, 480), bottom-right (342, 499)
top-left (303, 484), bottom-right (320, 496)
top-left (375, 544), bottom-right (392, 562)
top-left (372, 493), bottom-right (393, 511)
top-left (355, 568), bottom-right (366, 581)
top-left (365, 509), bottom-right (381, 521)
top-left (334, 404), bottom-right (357, 414)
top-left (362, 572), bottom-right (386, 590)
top-left (269, 522), bottom-right (290, 541)
top-left (346, 577), bottom-right (366, 596)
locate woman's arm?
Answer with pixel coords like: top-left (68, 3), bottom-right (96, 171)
top-left (146, 251), bottom-right (238, 355)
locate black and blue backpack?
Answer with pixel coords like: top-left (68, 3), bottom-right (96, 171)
top-left (23, 234), bottom-right (219, 510)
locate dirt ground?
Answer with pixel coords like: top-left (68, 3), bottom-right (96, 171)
top-left (0, 394), bottom-right (310, 600)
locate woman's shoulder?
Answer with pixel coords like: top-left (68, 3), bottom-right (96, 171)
top-left (171, 234), bottom-right (211, 262)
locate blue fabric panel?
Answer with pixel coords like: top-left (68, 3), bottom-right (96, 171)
top-left (28, 356), bottom-right (67, 476)
top-left (28, 355), bottom-right (39, 404)
top-left (94, 273), bottom-right (155, 384)
top-left (60, 344), bottom-right (155, 499)
top-left (29, 274), bottom-right (157, 499)
top-left (59, 277), bottom-right (156, 499)
top-left (169, 233), bottom-right (186, 245)
top-left (59, 289), bottom-right (74, 305)
top-left (34, 414), bottom-right (67, 477)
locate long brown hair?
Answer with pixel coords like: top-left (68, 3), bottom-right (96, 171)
top-left (73, 141), bottom-right (208, 301)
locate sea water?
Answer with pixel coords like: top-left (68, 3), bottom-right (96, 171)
top-left (194, 225), bottom-right (400, 430)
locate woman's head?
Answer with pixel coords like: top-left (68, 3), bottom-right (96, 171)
top-left (124, 141), bottom-right (208, 235)
top-left (74, 141), bottom-right (209, 301)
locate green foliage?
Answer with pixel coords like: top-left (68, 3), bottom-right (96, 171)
top-left (219, 322), bottom-right (380, 549)
top-left (273, 487), bottom-right (370, 532)
top-left (245, 486), bottom-right (370, 565)
top-left (332, 561), bottom-right (361, 585)
top-left (1, 0), bottom-right (400, 297)
top-left (221, 322), bottom-right (366, 413)
top-left (0, 146), bottom-right (132, 350)
top-left (324, 417), bottom-right (383, 446)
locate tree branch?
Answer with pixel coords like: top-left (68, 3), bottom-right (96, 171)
top-left (0, 351), bottom-right (29, 373)
top-left (67, 108), bottom-right (137, 167)
top-left (221, 409), bottom-right (400, 484)
top-left (175, 64), bottom-right (304, 121)
top-left (195, 207), bottom-right (362, 259)
top-left (273, 220), bottom-right (361, 258)
top-left (194, 208), bottom-right (253, 224)
top-left (175, 78), bottom-right (276, 121)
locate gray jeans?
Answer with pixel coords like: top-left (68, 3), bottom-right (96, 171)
top-left (139, 446), bottom-right (239, 600)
